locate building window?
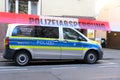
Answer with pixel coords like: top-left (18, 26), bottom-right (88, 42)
top-left (9, 0), bottom-right (15, 12)
top-left (31, 1), bottom-right (37, 15)
top-left (19, 0), bottom-right (28, 14)
top-left (8, 0), bottom-right (38, 15)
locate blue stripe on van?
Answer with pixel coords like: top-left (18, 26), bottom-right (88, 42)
top-left (9, 38), bottom-right (98, 48)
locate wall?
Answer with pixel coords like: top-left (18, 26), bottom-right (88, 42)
top-left (42, 0), bottom-right (96, 17)
top-left (0, 1), bottom-right (6, 52)
top-left (0, 1), bottom-right (5, 12)
top-left (95, 30), bottom-right (107, 39)
top-left (0, 24), bottom-right (8, 52)
top-left (97, 0), bottom-right (120, 32)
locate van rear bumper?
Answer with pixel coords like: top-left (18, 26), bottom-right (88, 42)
top-left (3, 47), bottom-right (16, 59)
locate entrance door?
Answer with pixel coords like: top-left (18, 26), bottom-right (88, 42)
top-left (107, 31), bottom-right (120, 49)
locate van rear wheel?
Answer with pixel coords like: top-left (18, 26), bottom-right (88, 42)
top-left (14, 51), bottom-right (30, 66)
top-left (84, 51), bottom-right (97, 64)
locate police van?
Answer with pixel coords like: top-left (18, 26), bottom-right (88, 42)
top-left (3, 24), bottom-right (103, 66)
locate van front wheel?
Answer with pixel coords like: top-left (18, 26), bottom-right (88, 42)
top-left (14, 51), bottom-right (30, 66)
top-left (84, 51), bottom-right (97, 64)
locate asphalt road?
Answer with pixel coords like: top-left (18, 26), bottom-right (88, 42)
top-left (0, 48), bottom-right (120, 80)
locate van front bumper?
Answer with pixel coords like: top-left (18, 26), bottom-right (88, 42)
top-left (98, 49), bottom-right (103, 60)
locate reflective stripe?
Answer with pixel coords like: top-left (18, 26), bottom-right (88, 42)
top-left (9, 36), bottom-right (57, 40)
top-left (10, 45), bottom-right (88, 51)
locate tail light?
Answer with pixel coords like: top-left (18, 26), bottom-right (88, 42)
top-left (5, 37), bottom-right (9, 46)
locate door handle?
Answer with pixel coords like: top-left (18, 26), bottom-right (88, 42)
top-left (54, 40), bottom-right (59, 42)
top-left (63, 40), bottom-right (68, 43)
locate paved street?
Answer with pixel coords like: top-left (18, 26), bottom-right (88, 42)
top-left (0, 48), bottom-right (120, 80)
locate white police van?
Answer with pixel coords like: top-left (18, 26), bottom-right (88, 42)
top-left (3, 24), bottom-right (103, 66)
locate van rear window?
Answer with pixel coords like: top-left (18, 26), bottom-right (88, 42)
top-left (12, 26), bottom-right (59, 38)
top-left (12, 26), bottom-right (34, 37)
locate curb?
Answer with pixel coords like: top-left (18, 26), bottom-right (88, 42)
top-left (0, 60), bottom-right (12, 62)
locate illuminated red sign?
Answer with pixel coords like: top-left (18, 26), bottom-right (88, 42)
top-left (0, 12), bottom-right (110, 31)
top-left (78, 19), bottom-right (110, 31)
top-left (0, 12), bottom-right (39, 24)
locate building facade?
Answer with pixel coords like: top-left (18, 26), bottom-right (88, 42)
top-left (97, 0), bottom-right (120, 49)
top-left (0, 0), bottom-right (106, 51)
top-left (5, 0), bottom-right (97, 16)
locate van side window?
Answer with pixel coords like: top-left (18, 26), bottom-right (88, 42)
top-left (12, 26), bottom-right (34, 37)
top-left (63, 28), bottom-right (86, 41)
top-left (35, 26), bottom-right (59, 38)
